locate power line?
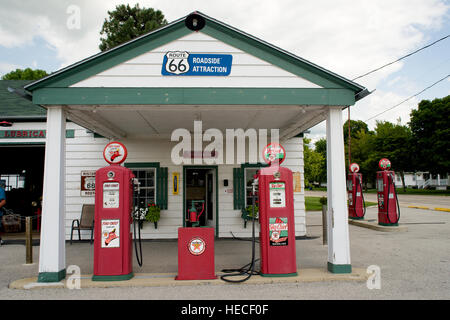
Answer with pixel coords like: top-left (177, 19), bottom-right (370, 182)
top-left (365, 74), bottom-right (450, 122)
top-left (352, 34), bottom-right (450, 81)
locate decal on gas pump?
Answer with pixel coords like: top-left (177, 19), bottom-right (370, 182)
top-left (269, 182), bottom-right (286, 208)
top-left (103, 182), bottom-right (120, 208)
top-left (188, 237), bottom-right (206, 255)
top-left (101, 219), bottom-right (120, 248)
top-left (269, 217), bottom-right (288, 246)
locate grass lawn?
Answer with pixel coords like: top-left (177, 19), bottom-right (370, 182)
top-left (305, 196), bottom-right (377, 211)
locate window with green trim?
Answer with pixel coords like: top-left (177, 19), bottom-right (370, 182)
top-left (125, 163), bottom-right (168, 210)
top-left (130, 167), bottom-right (156, 206)
top-left (233, 163), bottom-right (267, 210)
top-left (244, 167), bottom-right (260, 207)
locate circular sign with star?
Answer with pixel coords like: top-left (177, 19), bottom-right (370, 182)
top-left (188, 237), bottom-right (206, 255)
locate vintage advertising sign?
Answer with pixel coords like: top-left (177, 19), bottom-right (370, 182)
top-left (103, 141), bottom-right (127, 165)
top-left (293, 172), bottom-right (301, 192)
top-left (0, 129), bottom-right (75, 139)
top-left (80, 170), bottom-right (96, 196)
top-left (378, 158), bottom-right (391, 171)
top-left (101, 219), bottom-right (120, 248)
top-left (350, 163), bottom-right (360, 173)
top-left (188, 237), bottom-right (206, 255)
top-left (262, 143), bottom-right (286, 165)
top-left (269, 182), bottom-right (286, 208)
top-left (162, 51), bottom-right (232, 76)
top-left (269, 217), bottom-right (288, 246)
top-left (103, 182), bottom-right (120, 208)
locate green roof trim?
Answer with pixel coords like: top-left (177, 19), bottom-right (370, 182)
top-left (24, 11), bottom-right (368, 105)
top-left (32, 87), bottom-right (355, 105)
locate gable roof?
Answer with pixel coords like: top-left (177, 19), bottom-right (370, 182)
top-left (24, 11), bottom-right (369, 104)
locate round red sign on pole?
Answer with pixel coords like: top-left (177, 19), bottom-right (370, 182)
top-left (103, 141), bottom-right (128, 165)
top-left (262, 143), bottom-right (286, 165)
top-left (378, 158), bottom-right (391, 171)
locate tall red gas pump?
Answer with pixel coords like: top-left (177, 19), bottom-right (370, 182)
top-left (377, 158), bottom-right (400, 226)
top-left (347, 163), bottom-right (365, 219)
top-left (92, 142), bottom-right (135, 281)
top-left (220, 143), bottom-right (297, 283)
top-left (258, 143), bottom-right (297, 276)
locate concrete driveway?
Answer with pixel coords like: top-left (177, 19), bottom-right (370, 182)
top-left (0, 194), bottom-right (449, 300)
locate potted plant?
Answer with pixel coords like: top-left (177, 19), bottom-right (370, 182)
top-left (145, 202), bottom-right (161, 229)
top-left (241, 204), bottom-right (259, 228)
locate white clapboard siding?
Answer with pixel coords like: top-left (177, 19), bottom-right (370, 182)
top-left (71, 32), bottom-right (321, 89)
top-left (64, 131), bottom-right (305, 239)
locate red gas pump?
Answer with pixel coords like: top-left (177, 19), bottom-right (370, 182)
top-left (377, 158), bottom-right (400, 226)
top-left (220, 143), bottom-right (297, 282)
top-left (347, 163), bottom-right (365, 219)
top-left (258, 143), bottom-right (297, 276)
top-left (93, 142), bottom-right (135, 281)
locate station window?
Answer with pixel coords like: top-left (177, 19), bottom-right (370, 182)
top-left (124, 162), bottom-right (168, 210)
top-left (129, 168), bottom-right (156, 206)
top-left (0, 174), bottom-right (25, 191)
top-left (233, 163), bottom-right (268, 210)
top-left (244, 167), bottom-right (260, 207)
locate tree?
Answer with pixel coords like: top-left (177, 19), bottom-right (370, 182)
top-left (314, 138), bottom-right (327, 184)
top-left (99, 4), bottom-right (168, 51)
top-left (2, 68), bottom-right (48, 80)
top-left (409, 96), bottom-right (450, 175)
top-left (371, 121), bottom-right (413, 191)
top-left (343, 119), bottom-right (369, 144)
top-left (303, 138), bottom-right (326, 187)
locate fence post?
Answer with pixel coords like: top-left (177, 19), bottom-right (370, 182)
top-left (25, 217), bottom-right (33, 264)
top-left (322, 205), bottom-right (328, 245)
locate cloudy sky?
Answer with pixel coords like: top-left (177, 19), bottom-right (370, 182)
top-left (0, 0), bottom-right (449, 142)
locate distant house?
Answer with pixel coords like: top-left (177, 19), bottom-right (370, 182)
top-left (395, 172), bottom-right (448, 190)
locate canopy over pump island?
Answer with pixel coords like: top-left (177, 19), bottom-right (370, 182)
top-left (21, 12), bottom-right (369, 282)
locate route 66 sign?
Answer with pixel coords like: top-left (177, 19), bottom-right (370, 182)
top-left (164, 51), bottom-right (190, 75)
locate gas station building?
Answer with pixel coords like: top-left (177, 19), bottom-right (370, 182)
top-left (3, 12), bottom-right (368, 282)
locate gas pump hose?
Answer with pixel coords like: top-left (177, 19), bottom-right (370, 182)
top-left (133, 181), bottom-right (143, 267)
top-left (386, 174), bottom-right (401, 224)
top-left (133, 208), bottom-right (143, 267)
top-left (357, 176), bottom-right (366, 218)
top-left (220, 189), bottom-right (259, 283)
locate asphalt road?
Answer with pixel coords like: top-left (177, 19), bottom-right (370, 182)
top-left (0, 194), bottom-right (449, 301)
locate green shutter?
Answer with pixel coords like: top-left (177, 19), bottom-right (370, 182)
top-left (233, 167), bottom-right (245, 210)
top-left (157, 167), bottom-right (168, 210)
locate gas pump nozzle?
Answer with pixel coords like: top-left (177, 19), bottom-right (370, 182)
top-left (131, 177), bottom-right (143, 267)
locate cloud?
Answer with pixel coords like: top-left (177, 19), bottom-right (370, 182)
top-left (0, 0), bottom-right (447, 131)
top-left (0, 0), bottom-right (448, 72)
top-left (0, 62), bottom-right (23, 76)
